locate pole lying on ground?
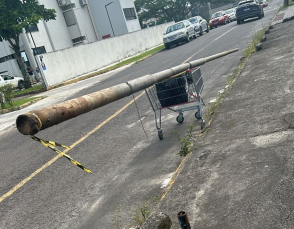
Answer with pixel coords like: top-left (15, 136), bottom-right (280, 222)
top-left (16, 48), bottom-right (238, 136)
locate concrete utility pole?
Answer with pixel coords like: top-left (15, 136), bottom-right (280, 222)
top-left (16, 48), bottom-right (238, 136)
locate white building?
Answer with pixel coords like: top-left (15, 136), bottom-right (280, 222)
top-left (0, 0), bottom-right (141, 77)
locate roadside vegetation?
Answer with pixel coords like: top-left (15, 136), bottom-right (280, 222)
top-left (173, 124), bottom-right (195, 156)
top-left (112, 196), bottom-right (158, 228)
top-left (203, 26), bottom-right (266, 130)
top-left (0, 84), bottom-right (43, 114)
top-left (12, 84), bottom-right (44, 97)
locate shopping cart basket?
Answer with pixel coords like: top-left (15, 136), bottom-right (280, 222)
top-left (145, 67), bottom-right (205, 140)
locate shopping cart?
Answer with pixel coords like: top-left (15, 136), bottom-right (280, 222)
top-left (145, 67), bottom-right (205, 140)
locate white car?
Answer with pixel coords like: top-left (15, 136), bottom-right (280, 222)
top-left (225, 8), bottom-right (236, 22)
top-left (0, 74), bottom-right (24, 89)
top-left (188, 16), bottom-right (209, 36)
top-left (163, 20), bottom-right (196, 49)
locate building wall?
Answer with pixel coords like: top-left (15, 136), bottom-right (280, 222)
top-left (33, 0), bottom-right (73, 52)
top-left (0, 41), bottom-right (22, 77)
top-left (72, 0), bottom-right (98, 43)
top-left (87, 0), bottom-right (135, 40)
top-left (41, 22), bottom-right (173, 87)
top-left (119, 0), bottom-right (141, 33)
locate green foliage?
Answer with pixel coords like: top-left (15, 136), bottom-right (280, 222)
top-left (0, 85), bottom-right (14, 110)
top-left (12, 84), bottom-right (44, 97)
top-left (0, 0), bottom-right (56, 86)
top-left (0, 0), bottom-right (56, 42)
top-left (134, 204), bottom-right (151, 226)
top-left (135, 0), bottom-right (235, 24)
top-left (173, 124), bottom-right (195, 156)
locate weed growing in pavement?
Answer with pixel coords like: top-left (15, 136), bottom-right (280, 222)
top-left (204, 57), bottom-right (245, 127)
top-left (134, 204), bottom-right (151, 227)
top-left (112, 196), bottom-right (159, 228)
top-left (245, 26), bottom-right (266, 58)
top-left (173, 124), bottom-right (195, 156)
top-left (133, 196), bottom-right (159, 228)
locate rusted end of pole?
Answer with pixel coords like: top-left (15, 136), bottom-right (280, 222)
top-left (16, 113), bottom-right (42, 135)
top-left (177, 211), bottom-right (191, 229)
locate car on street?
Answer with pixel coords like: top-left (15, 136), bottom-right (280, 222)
top-left (225, 8), bottom-right (237, 21)
top-left (163, 20), bottom-right (196, 49)
top-left (0, 73), bottom-right (24, 89)
top-left (209, 11), bottom-right (230, 29)
top-left (188, 16), bottom-right (209, 36)
top-left (236, 0), bottom-right (264, 24)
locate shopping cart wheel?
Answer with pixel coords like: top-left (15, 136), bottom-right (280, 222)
top-left (201, 120), bottom-right (206, 130)
top-left (176, 114), bottom-right (184, 123)
top-left (195, 111), bottom-right (202, 120)
top-left (158, 130), bottom-right (163, 140)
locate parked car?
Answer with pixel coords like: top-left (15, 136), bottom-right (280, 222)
top-left (209, 11), bottom-right (230, 29)
top-left (225, 8), bottom-right (236, 21)
top-left (163, 20), bottom-right (196, 49)
top-left (236, 0), bottom-right (264, 24)
top-left (0, 74), bottom-right (24, 89)
top-left (188, 16), bottom-right (209, 36)
top-left (259, 0), bottom-right (268, 7)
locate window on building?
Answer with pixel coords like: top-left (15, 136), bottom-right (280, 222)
top-left (32, 46), bottom-right (46, 56)
top-left (25, 25), bottom-right (39, 33)
top-left (123, 8), bottom-right (137, 21)
top-left (63, 10), bottom-right (76, 27)
top-left (72, 36), bottom-right (86, 45)
top-left (62, 3), bottom-right (76, 11)
top-left (0, 54), bottom-right (15, 63)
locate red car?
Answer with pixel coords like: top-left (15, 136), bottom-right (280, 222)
top-left (209, 11), bottom-right (230, 29)
top-left (259, 0), bottom-right (268, 7)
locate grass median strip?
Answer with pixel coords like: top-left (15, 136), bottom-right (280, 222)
top-left (12, 84), bottom-right (44, 97)
top-left (1, 97), bottom-right (43, 114)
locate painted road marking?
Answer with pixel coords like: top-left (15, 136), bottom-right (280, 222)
top-left (0, 91), bottom-right (145, 204)
top-left (183, 26), bottom-right (237, 63)
top-left (0, 25), bottom-right (238, 205)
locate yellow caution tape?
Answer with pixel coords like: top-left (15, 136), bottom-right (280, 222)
top-left (30, 135), bottom-right (92, 174)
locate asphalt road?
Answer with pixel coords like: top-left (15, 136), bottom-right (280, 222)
top-left (0, 1), bottom-right (282, 228)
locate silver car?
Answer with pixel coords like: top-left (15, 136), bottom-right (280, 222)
top-left (188, 16), bottom-right (209, 36)
top-left (163, 20), bottom-right (196, 49)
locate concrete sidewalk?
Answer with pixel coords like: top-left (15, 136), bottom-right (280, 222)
top-left (156, 10), bottom-right (294, 229)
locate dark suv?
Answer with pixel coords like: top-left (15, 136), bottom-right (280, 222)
top-left (236, 0), bottom-right (264, 24)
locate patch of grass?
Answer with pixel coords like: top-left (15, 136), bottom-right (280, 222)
top-left (12, 84), bottom-right (44, 97)
top-left (244, 27), bottom-right (266, 58)
top-left (5, 97), bottom-right (40, 109)
top-left (134, 204), bottom-right (151, 227)
top-left (173, 124), bottom-right (195, 156)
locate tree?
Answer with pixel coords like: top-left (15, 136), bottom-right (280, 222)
top-left (0, 0), bottom-right (56, 88)
top-left (135, 0), bottom-right (234, 25)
